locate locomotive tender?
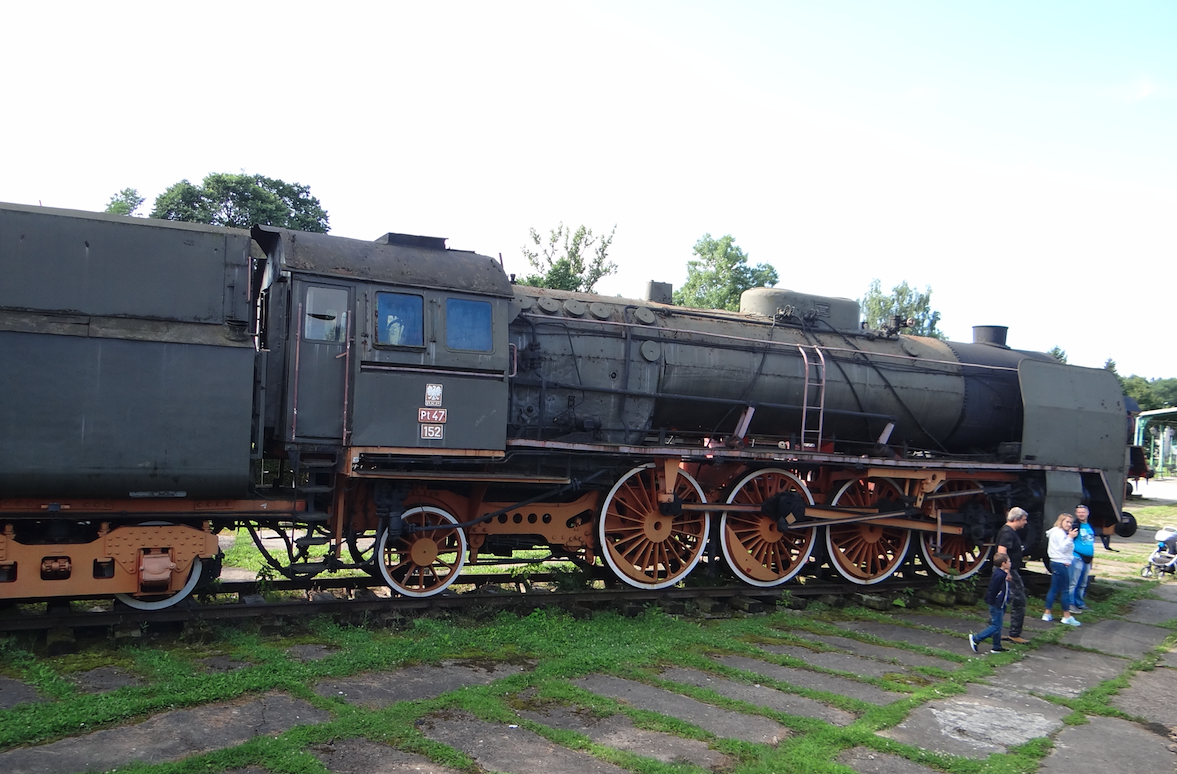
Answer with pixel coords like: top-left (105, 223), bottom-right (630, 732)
top-left (0, 202), bottom-right (1130, 608)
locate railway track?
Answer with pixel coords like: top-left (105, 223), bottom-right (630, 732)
top-left (0, 574), bottom-right (948, 634)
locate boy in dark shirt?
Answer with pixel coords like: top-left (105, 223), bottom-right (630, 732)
top-left (969, 552), bottom-right (1011, 654)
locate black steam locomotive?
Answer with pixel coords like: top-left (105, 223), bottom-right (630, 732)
top-left (0, 202), bottom-right (1131, 608)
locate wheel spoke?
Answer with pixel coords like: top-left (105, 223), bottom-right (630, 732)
top-left (825, 478), bottom-right (911, 585)
top-left (598, 464), bottom-right (710, 589)
top-left (720, 469), bottom-right (816, 587)
top-left (377, 506), bottom-right (467, 598)
top-left (919, 480), bottom-right (994, 579)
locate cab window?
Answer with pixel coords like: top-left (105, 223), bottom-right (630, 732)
top-left (445, 298), bottom-right (492, 352)
top-left (376, 292), bottom-right (424, 347)
top-left (304, 286), bottom-right (347, 342)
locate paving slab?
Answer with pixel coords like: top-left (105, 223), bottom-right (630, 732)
top-left (286, 644), bottom-right (336, 662)
top-left (421, 709), bottom-right (631, 774)
top-left (200, 656), bottom-right (250, 673)
top-left (314, 661), bottom-right (528, 709)
top-left (879, 682), bottom-right (1069, 759)
top-left (756, 643), bottom-right (928, 681)
top-left (711, 655), bottom-right (904, 705)
top-left (987, 644), bottom-right (1128, 699)
top-left (833, 621), bottom-right (969, 654)
top-left (516, 700), bottom-right (730, 769)
top-left (1038, 715), bottom-right (1177, 774)
top-left (69, 666), bottom-right (143, 693)
top-left (0, 691), bottom-right (328, 774)
top-left (1147, 582), bottom-right (1177, 604)
top-left (1110, 666), bottom-right (1177, 729)
top-left (311, 737), bottom-right (463, 774)
top-left (798, 634), bottom-right (959, 671)
top-left (1160, 651), bottom-right (1177, 669)
top-left (659, 667), bottom-right (855, 726)
top-left (1059, 619), bottom-right (1171, 659)
top-left (573, 674), bottom-right (788, 744)
top-left (1122, 598), bottom-right (1177, 625)
top-left (837, 746), bottom-right (943, 774)
top-left (895, 613), bottom-right (989, 634)
top-left (0, 675), bottom-right (44, 709)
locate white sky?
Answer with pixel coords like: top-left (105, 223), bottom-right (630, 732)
top-left (2, 2), bottom-right (1174, 378)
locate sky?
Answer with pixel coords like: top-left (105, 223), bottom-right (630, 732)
top-left (2, 1), bottom-right (1174, 378)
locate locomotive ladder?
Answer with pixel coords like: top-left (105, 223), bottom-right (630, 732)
top-left (289, 452), bottom-right (338, 568)
top-left (798, 345), bottom-right (827, 449)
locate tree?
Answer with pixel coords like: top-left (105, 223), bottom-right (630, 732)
top-left (1048, 346), bottom-right (1068, 364)
top-left (1123, 375), bottom-right (1160, 410)
top-left (673, 234), bottom-right (778, 311)
top-left (1103, 358), bottom-right (1125, 392)
top-left (860, 279), bottom-right (945, 339)
top-left (150, 173), bottom-right (329, 232)
top-left (104, 188), bottom-right (145, 217)
top-left (519, 223), bottom-right (617, 293)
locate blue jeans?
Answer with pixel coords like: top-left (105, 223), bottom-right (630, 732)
top-left (1069, 558), bottom-right (1091, 608)
top-left (974, 604), bottom-right (1005, 649)
top-left (1045, 561), bottom-right (1073, 614)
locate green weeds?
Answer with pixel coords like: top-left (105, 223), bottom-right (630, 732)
top-left (0, 599), bottom-right (1148, 774)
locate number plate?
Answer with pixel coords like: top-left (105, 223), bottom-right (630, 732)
top-left (418, 408), bottom-right (448, 423)
top-left (420, 424), bottom-right (444, 440)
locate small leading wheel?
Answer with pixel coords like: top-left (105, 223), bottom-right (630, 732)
top-left (722, 468), bottom-right (817, 587)
top-left (1142, 564), bottom-right (1156, 579)
top-left (376, 506), bottom-right (467, 597)
top-left (825, 478), bottom-right (912, 585)
top-left (918, 479), bottom-right (994, 580)
top-left (115, 557), bottom-right (205, 611)
top-left (598, 463), bottom-right (710, 589)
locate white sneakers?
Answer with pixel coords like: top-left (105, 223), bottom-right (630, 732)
top-left (1043, 611), bottom-right (1082, 626)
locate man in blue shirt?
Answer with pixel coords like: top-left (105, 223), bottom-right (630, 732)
top-left (1069, 504), bottom-right (1095, 612)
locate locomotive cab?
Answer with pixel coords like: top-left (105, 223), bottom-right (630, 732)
top-left (251, 226), bottom-right (515, 457)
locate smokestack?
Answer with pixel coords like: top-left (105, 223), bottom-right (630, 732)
top-left (973, 326), bottom-right (1009, 348)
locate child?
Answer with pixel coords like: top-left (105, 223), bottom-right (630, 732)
top-left (969, 553), bottom-right (1011, 654)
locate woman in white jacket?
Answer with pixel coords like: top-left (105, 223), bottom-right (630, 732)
top-left (1043, 513), bottom-right (1081, 627)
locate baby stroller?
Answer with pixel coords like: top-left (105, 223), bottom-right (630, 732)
top-left (1142, 527), bottom-right (1177, 579)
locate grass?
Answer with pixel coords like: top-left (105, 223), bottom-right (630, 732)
top-left (6, 502), bottom-right (1177, 773)
top-left (0, 600), bottom-right (1088, 774)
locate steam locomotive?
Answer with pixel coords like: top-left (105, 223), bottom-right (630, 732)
top-left (0, 202), bottom-right (1131, 608)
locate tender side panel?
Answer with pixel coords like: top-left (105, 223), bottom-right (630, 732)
top-left (0, 332), bottom-right (255, 497)
top-left (0, 203), bottom-right (249, 324)
top-left (0, 204), bottom-right (256, 499)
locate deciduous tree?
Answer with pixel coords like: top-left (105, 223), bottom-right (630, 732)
top-left (673, 234), bottom-right (778, 311)
top-left (104, 188), bottom-right (145, 217)
top-left (519, 223), bottom-right (617, 293)
top-left (860, 279), bottom-right (945, 339)
top-left (150, 173), bottom-right (329, 232)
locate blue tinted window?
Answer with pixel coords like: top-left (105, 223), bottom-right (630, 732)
top-left (376, 293), bottom-right (424, 347)
top-left (445, 299), bottom-right (492, 352)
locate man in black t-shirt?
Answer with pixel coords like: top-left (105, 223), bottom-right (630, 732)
top-left (996, 507), bottom-right (1030, 643)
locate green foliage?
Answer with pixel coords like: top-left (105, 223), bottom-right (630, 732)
top-left (673, 234), bottom-right (778, 311)
top-left (150, 172), bottom-right (329, 232)
top-left (0, 598), bottom-right (1144, 774)
top-left (103, 187), bottom-right (145, 217)
top-left (860, 279), bottom-right (945, 339)
top-left (1124, 375), bottom-right (1177, 411)
top-left (1048, 346), bottom-right (1067, 363)
top-left (520, 223), bottom-right (617, 293)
